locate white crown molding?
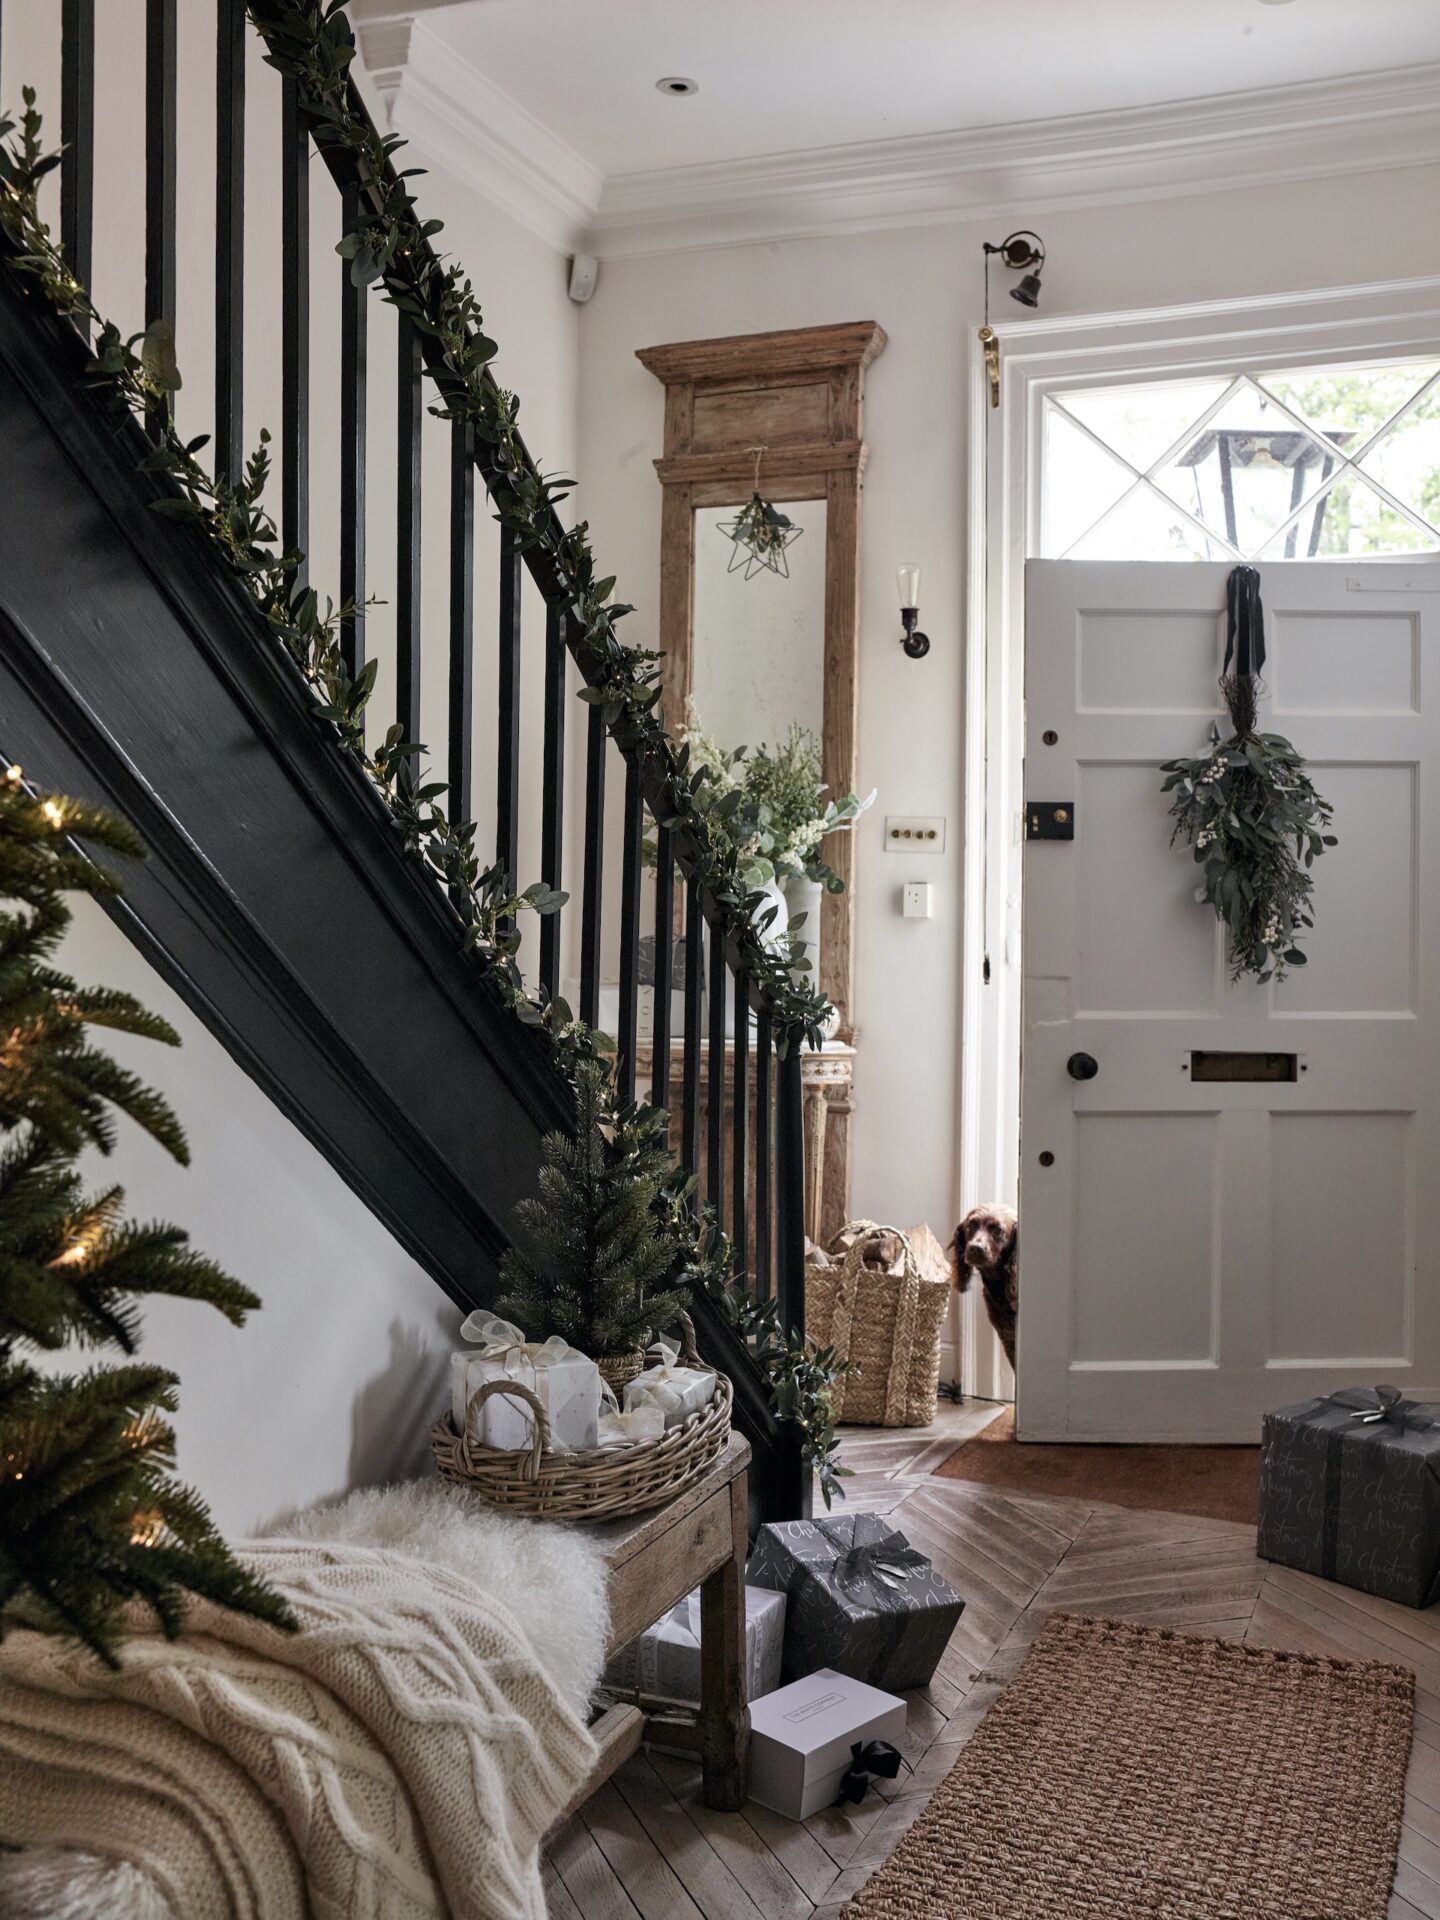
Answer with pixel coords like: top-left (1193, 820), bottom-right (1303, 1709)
top-left (588, 62), bottom-right (1440, 259)
top-left (358, 26), bottom-right (1440, 265)
top-left (380, 20), bottom-right (603, 256)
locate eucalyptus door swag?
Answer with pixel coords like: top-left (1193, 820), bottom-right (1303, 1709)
top-left (1161, 565), bottom-right (1336, 984)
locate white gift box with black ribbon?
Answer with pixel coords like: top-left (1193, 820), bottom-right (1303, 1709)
top-left (603, 1585), bottom-right (786, 1706)
top-left (748, 1667), bottom-right (907, 1821)
top-left (449, 1311), bottom-right (601, 1453)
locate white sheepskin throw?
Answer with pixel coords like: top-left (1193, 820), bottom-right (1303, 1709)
top-left (0, 1851), bottom-right (175, 1920)
top-left (0, 1483), bottom-right (611, 1920)
top-left (270, 1478), bottom-right (610, 1722)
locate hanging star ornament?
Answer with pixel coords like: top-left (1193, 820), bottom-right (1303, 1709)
top-left (718, 491), bottom-right (804, 580)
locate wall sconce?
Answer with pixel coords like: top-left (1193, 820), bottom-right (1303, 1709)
top-left (979, 229), bottom-right (1047, 408)
top-left (897, 562), bottom-right (930, 659)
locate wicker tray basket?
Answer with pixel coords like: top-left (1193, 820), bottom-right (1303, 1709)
top-left (431, 1312), bottom-right (731, 1521)
top-left (806, 1220), bottom-right (949, 1427)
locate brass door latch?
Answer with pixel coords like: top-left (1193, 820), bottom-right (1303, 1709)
top-left (1026, 802), bottom-right (1074, 841)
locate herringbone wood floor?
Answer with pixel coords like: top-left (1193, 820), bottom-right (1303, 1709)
top-left (543, 1402), bottom-right (1440, 1919)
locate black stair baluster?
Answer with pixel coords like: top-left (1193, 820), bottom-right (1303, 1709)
top-left (496, 540), bottom-right (521, 883)
top-left (214, 0), bottom-right (245, 485)
top-left (579, 704), bottom-right (605, 1030)
top-left (144, 0), bottom-right (177, 441)
top-left (280, 77), bottom-right (309, 581)
top-left (775, 1041), bottom-right (806, 1341)
top-left (650, 824), bottom-right (674, 1123)
top-left (707, 920), bottom-right (727, 1219)
top-left (681, 875), bottom-right (704, 1209)
top-left (539, 605), bottom-right (565, 1002)
top-left (755, 1008), bottom-right (772, 1299)
top-left (395, 314), bottom-right (422, 775)
top-left (617, 760), bottom-right (643, 1102)
top-left (339, 177), bottom-right (367, 677)
top-left (448, 417), bottom-right (475, 827)
top-left (60, 0), bottom-right (95, 296)
top-left (732, 968), bottom-right (749, 1275)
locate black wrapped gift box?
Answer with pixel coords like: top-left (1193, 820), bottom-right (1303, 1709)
top-left (747, 1513), bottom-right (965, 1691)
top-left (1257, 1386), bottom-right (1440, 1609)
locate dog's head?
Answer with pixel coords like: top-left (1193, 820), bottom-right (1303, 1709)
top-left (953, 1205), bottom-right (1018, 1292)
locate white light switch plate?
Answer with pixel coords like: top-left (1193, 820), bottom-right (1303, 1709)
top-left (884, 815), bottom-right (945, 853)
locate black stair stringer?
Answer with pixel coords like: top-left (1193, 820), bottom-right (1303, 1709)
top-left (0, 265), bottom-right (802, 1521)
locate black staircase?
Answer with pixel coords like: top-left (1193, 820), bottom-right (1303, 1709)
top-left (0, 1), bottom-right (814, 1523)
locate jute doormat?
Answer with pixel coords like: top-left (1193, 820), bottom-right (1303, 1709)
top-left (934, 1406), bottom-right (1260, 1523)
top-left (841, 1612), bottom-right (1413, 1920)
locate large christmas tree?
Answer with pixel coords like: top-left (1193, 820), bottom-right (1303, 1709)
top-left (498, 1058), bottom-right (689, 1360)
top-left (0, 767), bottom-right (293, 1666)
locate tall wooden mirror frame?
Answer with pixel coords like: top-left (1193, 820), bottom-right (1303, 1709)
top-left (636, 320), bottom-right (886, 1041)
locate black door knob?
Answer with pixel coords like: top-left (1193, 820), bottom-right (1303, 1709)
top-left (1067, 1052), bottom-right (1099, 1081)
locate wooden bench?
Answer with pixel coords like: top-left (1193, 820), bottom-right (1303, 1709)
top-left (557, 1432), bottom-right (752, 1817)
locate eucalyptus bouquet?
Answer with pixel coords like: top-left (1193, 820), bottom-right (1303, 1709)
top-left (682, 705), bottom-right (875, 894)
top-left (1161, 720), bottom-right (1336, 983)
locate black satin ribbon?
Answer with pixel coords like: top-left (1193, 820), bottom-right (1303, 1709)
top-left (1325, 1384), bottom-right (1436, 1432)
top-left (1224, 564), bottom-right (1266, 679)
top-left (832, 1540), bottom-right (930, 1610)
top-left (834, 1739), bottom-right (906, 1807)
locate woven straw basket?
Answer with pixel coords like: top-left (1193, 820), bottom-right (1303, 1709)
top-left (431, 1311), bottom-right (731, 1521)
top-left (807, 1220), bottom-right (949, 1426)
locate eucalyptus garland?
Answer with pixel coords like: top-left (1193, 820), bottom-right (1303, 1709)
top-left (0, 51), bottom-right (848, 1494)
top-left (1161, 676), bottom-right (1336, 984)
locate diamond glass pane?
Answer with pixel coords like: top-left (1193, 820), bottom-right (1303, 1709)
top-left (1151, 381), bottom-right (1336, 556)
top-left (1256, 361), bottom-right (1440, 453)
top-left (1042, 405), bottom-right (1135, 556)
top-left (1054, 378), bottom-right (1230, 475)
top-left (1066, 483), bottom-right (1228, 561)
top-left (1359, 378), bottom-right (1440, 535)
top-left (1256, 469), bottom-right (1440, 560)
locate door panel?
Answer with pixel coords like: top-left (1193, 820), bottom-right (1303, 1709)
top-left (1072, 1112), bottom-right (1219, 1363)
top-left (1076, 763), bottom-right (1223, 1014)
top-left (1268, 1112), bottom-right (1412, 1364)
top-left (1020, 560), bottom-right (1440, 1441)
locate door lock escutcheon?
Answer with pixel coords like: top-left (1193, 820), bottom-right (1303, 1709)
top-left (1026, 801), bottom-right (1074, 841)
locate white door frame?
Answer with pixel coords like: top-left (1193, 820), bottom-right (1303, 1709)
top-left (959, 272), bottom-right (1440, 1402)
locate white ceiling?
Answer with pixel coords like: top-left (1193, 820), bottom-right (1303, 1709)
top-left (423, 0), bottom-right (1440, 179)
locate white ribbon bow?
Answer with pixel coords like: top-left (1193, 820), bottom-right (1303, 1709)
top-left (459, 1311), bottom-right (586, 1386)
top-left (596, 1405), bottom-right (666, 1448)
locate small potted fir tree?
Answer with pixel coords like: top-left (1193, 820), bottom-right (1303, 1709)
top-left (498, 1060), bottom-right (689, 1390)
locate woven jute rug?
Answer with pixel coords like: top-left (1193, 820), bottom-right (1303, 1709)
top-left (842, 1612), bottom-right (1414, 1920)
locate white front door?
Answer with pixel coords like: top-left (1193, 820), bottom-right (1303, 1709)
top-left (1019, 560), bottom-right (1440, 1441)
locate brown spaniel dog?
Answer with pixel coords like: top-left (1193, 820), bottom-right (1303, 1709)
top-left (954, 1204), bottom-right (1018, 1370)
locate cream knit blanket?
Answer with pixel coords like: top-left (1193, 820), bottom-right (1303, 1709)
top-left (0, 1539), bottom-right (600, 1920)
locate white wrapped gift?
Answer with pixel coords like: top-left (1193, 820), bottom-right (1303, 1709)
top-left (604, 1585), bottom-right (786, 1706)
top-left (748, 1667), bottom-right (907, 1821)
top-left (622, 1332), bottom-right (717, 1431)
top-left (449, 1311), bottom-right (600, 1453)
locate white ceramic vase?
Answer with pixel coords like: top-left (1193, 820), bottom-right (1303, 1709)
top-left (781, 873), bottom-right (823, 986)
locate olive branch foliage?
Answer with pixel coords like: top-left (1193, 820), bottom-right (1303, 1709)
top-left (0, 6), bottom-right (850, 1498)
top-left (1161, 676), bottom-right (1337, 984)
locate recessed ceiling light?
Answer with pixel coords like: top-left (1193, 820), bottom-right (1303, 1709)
top-left (655, 76), bottom-right (699, 97)
top-left (1257, 0), bottom-right (1296, 7)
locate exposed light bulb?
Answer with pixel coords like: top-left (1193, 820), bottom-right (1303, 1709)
top-left (42, 800), bottom-right (62, 826)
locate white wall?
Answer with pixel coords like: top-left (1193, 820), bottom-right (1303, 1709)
top-left (3, 3), bottom-right (584, 1526)
top-left (576, 164), bottom-right (1440, 1379)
